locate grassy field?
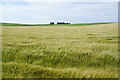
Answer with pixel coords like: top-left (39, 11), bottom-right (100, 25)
top-left (2, 22), bottom-right (112, 26)
top-left (2, 23), bottom-right (118, 78)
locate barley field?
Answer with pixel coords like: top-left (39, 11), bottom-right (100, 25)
top-left (2, 23), bottom-right (118, 78)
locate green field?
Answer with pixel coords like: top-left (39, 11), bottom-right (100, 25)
top-left (2, 23), bottom-right (118, 78)
top-left (2, 22), bottom-right (112, 26)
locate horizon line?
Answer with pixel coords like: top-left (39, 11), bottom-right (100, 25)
top-left (0, 21), bottom-right (117, 25)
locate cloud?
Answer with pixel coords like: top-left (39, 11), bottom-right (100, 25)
top-left (24, 0), bottom-right (119, 2)
top-left (1, 0), bottom-right (119, 2)
top-left (1, 2), bottom-right (118, 24)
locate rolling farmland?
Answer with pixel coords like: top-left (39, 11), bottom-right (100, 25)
top-left (2, 23), bottom-right (118, 78)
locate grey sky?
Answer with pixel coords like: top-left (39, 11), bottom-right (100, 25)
top-left (0, 0), bottom-right (118, 24)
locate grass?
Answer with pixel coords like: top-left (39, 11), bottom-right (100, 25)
top-left (2, 22), bottom-right (113, 26)
top-left (2, 23), bottom-right (118, 78)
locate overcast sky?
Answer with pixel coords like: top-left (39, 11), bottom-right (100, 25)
top-left (0, 0), bottom-right (118, 24)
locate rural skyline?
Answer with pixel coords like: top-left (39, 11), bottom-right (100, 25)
top-left (0, 0), bottom-right (118, 24)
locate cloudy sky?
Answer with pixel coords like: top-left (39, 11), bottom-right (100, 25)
top-left (0, 0), bottom-right (118, 24)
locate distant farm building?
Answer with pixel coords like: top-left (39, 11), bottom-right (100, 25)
top-left (50, 22), bottom-right (54, 25)
top-left (50, 22), bottom-right (70, 25)
top-left (57, 22), bottom-right (71, 24)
